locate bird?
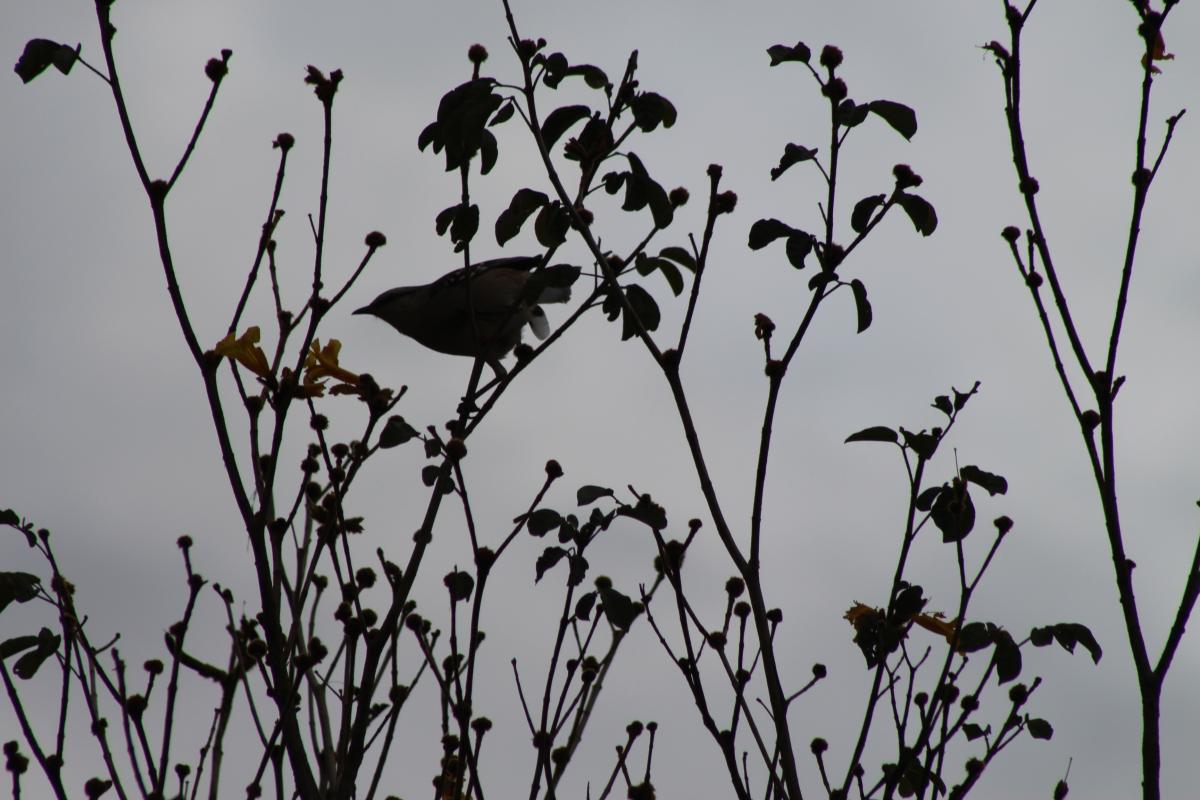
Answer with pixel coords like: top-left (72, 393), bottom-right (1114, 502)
top-left (354, 256), bottom-right (574, 375)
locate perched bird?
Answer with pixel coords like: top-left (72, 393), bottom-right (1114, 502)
top-left (354, 256), bottom-right (574, 374)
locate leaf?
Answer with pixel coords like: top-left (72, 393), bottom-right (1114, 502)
top-left (541, 104), bottom-right (591, 149)
top-left (489, 101), bottom-right (515, 127)
top-left (13, 627), bottom-right (59, 679)
top-left (626, 153), bottom-right (673, 228)
top-left (932, 395), bottom-right (952, 416)
top-left (479, 130), bottom-right (498, 175)
top-left (956, 621), bottom-right (993, 653)
top-left (1050, 622), bottom-right (1103, 664)
top-left (630, 92), bottom-right (677, 132)
top-left (578, 485), bottom-right (613, 505)
top-left (534, 203), bottom-right (570, 248)
top-left (0, 634), bottom-right (40, 659)
top-left (1029, 626), bottom-right (1054, 647)
top-left (621, 284), bottom-right (661, 340)
top-left (658, 246), bottom-right (697, 272)
top-left (378, 416), bottom-right (418, 449)
top-left (598, 585), bottom-right (640, 630)
top-left (450, 204), bottom-right (479, 251)
top-left (914, 486), bottom-right (942, 512)
top-left (636, 255), bottom-right (684, 296)
top-left (962, 723), bottom-right (988, 741)
top-left (535, 546), bottom-right (567, 582)
top-left (992, 631), bottom-right (1022, 684)
top-left (0, 509), bottom-right (20, 526)
top-left (527, 508), bottom-right (563, 537)
top-left (850, 279), bottom-right (872, 333)
top-left (434, 204), bottom-right (458, 237)
top-left (1026, 717), bottom-right (1054, 740)
top-left (767, 42), bottom-right (812, 66)
top-left (959, 465), bottom-right (1008, 497)
top-left (14, 39), bottom-right (80, 83)
top-left (836, 100), bottom-right (869, 128)
top-left (770, 143), bottom-right (818, 181)
top-left (844, 426), bottom-right (897, 444)
top-left (495, 188), bottom-right (549, 246)
top-left (932, 479), bottom-right (975, 543)
top-left (567, 552), bottom-right (589, 586)
top-left (574, 591), bottom-right (597, 620)
top-left (443, 570), bottom-right (474, 602)
top-left (620, 494), bottom-right (668, 531)
top-left (953, 381), bottom-right (981, 410)
top-left (0, 572), bottom-right (41, 616)
top-left (851, 194), bottom-right (887, 234)
top-left (785, 232), bottom-right (814, 269)
top-left (896, 193), bottom-right (938, 236)
top-left (868, 100), bottom-right (918, 140)
top-left (748, 218), bottom-right (796, 250)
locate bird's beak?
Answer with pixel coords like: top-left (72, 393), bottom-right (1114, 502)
top-left (352, 304), bottom-right (372, 316)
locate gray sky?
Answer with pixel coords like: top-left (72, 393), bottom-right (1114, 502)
top-left (3, 1), bottom-right (1199, 798)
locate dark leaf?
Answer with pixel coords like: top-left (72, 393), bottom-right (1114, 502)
top-left (602, 171), bottom-right (626, 195)
top-left (932, 395), bottom-right (952, 416)
top-left (932, 479), bottom-right (975, 543)
top-left (868, 100), bottom-right (918, 140)
top-left (430, 78), bottom-right (504, 171)
top-left (901, 428), bottom-right (940, 460)
top-left (1029, 625), bottom-right (1054, 647)
top-left (953, 381), bottom-right (981, 410)
top-left (0, 509), bottom-right (20, 526)
top-left (528, 508), bottom-right (563, 537)
top-left (636, 256), bottom-right (684, 296)
top-left (618, 493), bottom-right (668, 530)
top-left (808, 271), bottom-right (836, 292)
top-left (421, 465), bottom-right (441, 487)
top-left (836, 99), bottom-right (869, 128)
top-left (993, 631), bottom-right (1022, 684)
top-left (630, 92), bottom-right (677, 132)
top-left (658, 246), bottom-right (697, 272)
top-left (626, 153), bottom-right (673, 228)
top-left (450, 204), bottom-right (480, 252)
top-left (15, 39), bottom-right (80, 83)
top-left (785, 232), bottom-right (814, 269)
top-left (495, 188), bottom-right (549, 246)
top-left (0, 572), bottom-right (41, 615)
top-left (541, 52), bottom-right (569, 88)
top-left (535, 546), bottom-right (567, 582)
top-left (541, 104), bottom-right (591, 149)
top-left (578, 485), bottom-right (613, 505)
top-left (378, 416), bottom-right (419, 449)
top-left (489, 101), bottom-right (515, 127)
top-left (851, 194), bottom-right (887, 234)
top-left (770, 143), bottom-right (818, 181)
top-left (962, 723), bottom-right (988, 741)
top-left (479, 130), bottom-right (498, 175)
top-left (956, 621), bottom-right (993, 653)
top-left (748, 218), bottom-right (796, 250)
top-left (960, 465), bottom-right (1008, 496)
top-left (1052, 622), bottom-right (1103, 664)
top-left (598, 585), bottom-right (640, 630)
top-left (1026, 717), bottom-right (1054, 740)
top-left (915, 486), bottom-right (942, 512)
top-left (850, 278), bottom-right (872, 333)
top-left (767, 42), bottom-right (812, 66)
top-left (443, 570), bottom-right (474, 602)
top-left (0, 634), bottom-right (40, 659)
top-left (575, 64), bottom-right (609, 89)
top-left (534, 203), bottom-right (570, 248)
top-left (435, 205), bottom-right (458, 237)
top-left (893, 584), bottom-right (926, 621)
top-left (567, 552), bottom-right (589, 586)
top-left (844, 425), bottom-right (897, 444)
top-left (417, 121), bottom-right (439, 152)
top-left (621, 284), bottom-right (661, 340)
top-left (574, 591), bottom-right (597, 620)
top-left (896, 193), bottom-right (938, 236)
top-left (13, 627), bottom-right (59, 679)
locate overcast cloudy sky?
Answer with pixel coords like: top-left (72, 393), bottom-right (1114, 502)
top-left (3, 1), bottom-right (1198, 798)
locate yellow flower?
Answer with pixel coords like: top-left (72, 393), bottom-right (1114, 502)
top-left (303, 339), bottom-right (359, 396)
top-left (913, 611), bottom-right (958, 645)
top-left (213, 326), bottom-right (271, 378)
